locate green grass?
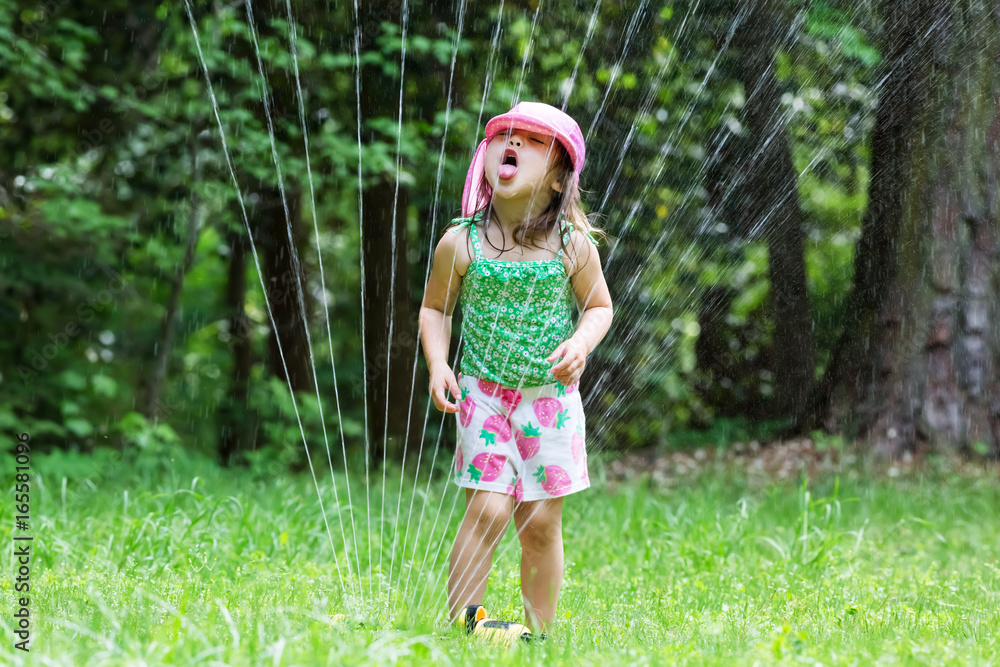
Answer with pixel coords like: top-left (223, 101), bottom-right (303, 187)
top-left (1, 446), bottom-right (998, 665)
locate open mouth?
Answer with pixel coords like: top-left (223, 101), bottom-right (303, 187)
top-left (499, 149), bottom-right (518, 180)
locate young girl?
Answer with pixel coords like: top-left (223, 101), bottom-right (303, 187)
top-left (419, 101), bottom-right (613, 636)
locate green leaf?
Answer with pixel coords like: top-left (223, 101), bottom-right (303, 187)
top-left (92, 375), bottom-right (118, 398)
top-left (65, 418), bottom-right (94, 437)
top-left (807, 3), bottom-right (881, 67)
top-left (0, 407), bottom-right (18, 431)
top-left (59, 370), bottom-right (87, 390)
top-left (31, 420), bottom-right (67, 437)
top-left (319, 53), bottom-right (353, 69)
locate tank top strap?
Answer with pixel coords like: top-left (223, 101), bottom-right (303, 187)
top-left (556, 215), bottom-right (599, 256)
top-left (555, 215), bottom-right (573, 260)
top-left (451, 215), bottom-right (485, 261)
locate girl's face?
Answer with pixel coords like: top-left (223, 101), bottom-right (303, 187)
top-left (483, 128), bottom-right (563, 210)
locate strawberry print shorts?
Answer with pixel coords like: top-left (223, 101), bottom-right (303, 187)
top-left (453, 374), bottom-right (589, 502)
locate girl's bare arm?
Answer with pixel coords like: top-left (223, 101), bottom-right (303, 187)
top-left (568, 233), bottom-right (613, 350)
top-left (419, 230), bottom-right (467, 411)
top-left (549, 233), bottom-right (613, 384)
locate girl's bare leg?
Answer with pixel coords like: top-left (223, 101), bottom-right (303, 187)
top-left (513, 497), bottom-right (564, 633)
top-left (447, 489), bottom-right (514, 621)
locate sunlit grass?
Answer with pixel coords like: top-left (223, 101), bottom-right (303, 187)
top-left (1, 447), bottom-right (998, 665)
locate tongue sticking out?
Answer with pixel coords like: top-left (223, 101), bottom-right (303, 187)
top-left (498, 163), bottom-right (517, 180)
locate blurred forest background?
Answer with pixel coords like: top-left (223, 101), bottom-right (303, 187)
top-left (2, 0), bottom-right (998, 471)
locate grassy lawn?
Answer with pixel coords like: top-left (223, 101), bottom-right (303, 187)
top-left (1, 446), bottom-right (998, 665)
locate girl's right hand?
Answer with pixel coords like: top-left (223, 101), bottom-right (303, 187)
top-left (429, 363), bottom-right (461, 413)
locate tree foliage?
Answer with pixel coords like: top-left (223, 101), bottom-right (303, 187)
top-left (2, 0), bottom-right (995, 464)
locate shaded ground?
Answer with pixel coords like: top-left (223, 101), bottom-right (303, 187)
top-left (604, 438), bottom-right (1000, 492)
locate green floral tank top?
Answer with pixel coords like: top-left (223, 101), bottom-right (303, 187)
top-left (452, 212), bottom-right (592, 388)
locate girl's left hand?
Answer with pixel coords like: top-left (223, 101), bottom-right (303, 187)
top-left (547, 337), bottom-right (588, 387)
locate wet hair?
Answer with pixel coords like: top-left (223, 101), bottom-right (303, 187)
top-left (471, 141), bottom-right (604, 275)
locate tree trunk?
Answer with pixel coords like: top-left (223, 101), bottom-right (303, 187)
top-left (358, 1), bottom-right (421, 465)
top-left (218, 225), bottom-right (257, 466)
top-left (145, 139), bottom-right (203, 419)
top-left (811, 0), bottom-right (1000, 457)
top-left (731, 0), bottom-right (815, 420)
top-left (252, 182), bottom-right (314, 392)
top-left (237, 2), bottom-right (315, 396)
top-left (807, 0), bottom-right (941, 435)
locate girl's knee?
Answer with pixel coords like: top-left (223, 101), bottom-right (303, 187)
top-left (465, 494), bottom-right (512, 542)
top-left (473, 513), bottom-right (509, 543)
top-left (518, 516), bottom-right (563, 554)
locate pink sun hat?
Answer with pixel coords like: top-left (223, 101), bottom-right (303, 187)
top-left (461, 101), bottom-right (586, 217)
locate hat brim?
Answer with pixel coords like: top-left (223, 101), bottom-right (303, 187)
top-left (486, 113), bottom-right (583, 174)
top-left (462, 105), bottom-right (585, 218)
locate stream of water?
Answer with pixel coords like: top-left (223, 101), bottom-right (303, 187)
top-left (182, 0), bottom-right (759, 625)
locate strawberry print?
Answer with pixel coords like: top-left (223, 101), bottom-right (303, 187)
top-left (514, 422), bottom-right (542, 460)
top-left (555, 381), bottom-right (579, 397)
top-left (470, 452), bottom-right (507, 483)
top-left (480, 414), bottom-right (512, 446)
top-left (467, 463), bottom-right (482, 483)
top-left (571, 428), bottom-right (585, 467)
top-left (459, 387), bottom-right (476, 427)
top-left (453, 373), bottom-right (587, 500)
top-left (532, 397), bottom-right (565, 428)
top-left (504, 475), bottom-right (524, 502)
top-left (477, 379), bottom-right (502, 396)
top-left (533, 464), bottom-right (573, 497)
top-left (500, 387), bottom-right (523, 412)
